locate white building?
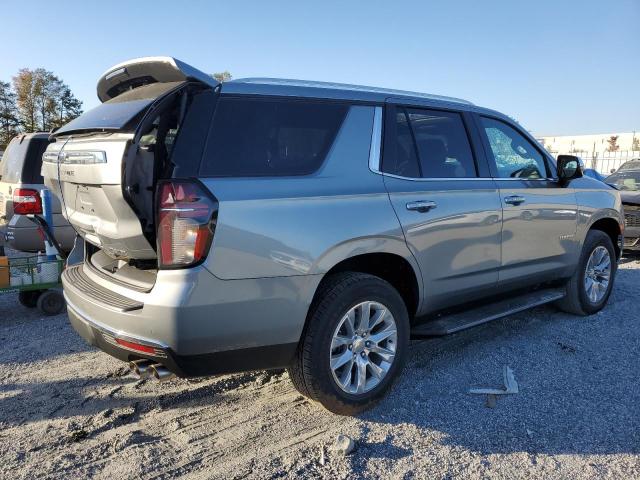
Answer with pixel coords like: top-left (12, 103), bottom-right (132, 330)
top-left (537, 131), bottom-right (639, 156)
top-left (536, 131), bottom-right (639, 173)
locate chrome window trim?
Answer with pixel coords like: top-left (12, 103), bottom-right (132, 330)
top-left (378, 172), bottom-right (556, 182)
top-left (368, 106), bottom-right (383, 173)
top-left (369, 104), bottom-right (556, 183)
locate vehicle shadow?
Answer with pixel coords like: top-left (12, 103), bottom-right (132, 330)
top-left (0, 298), bottom-right (93, 365)
top-left (363, 265), bottom-right (640, 456)
top-left (0, 371), bottom-right (251, 429)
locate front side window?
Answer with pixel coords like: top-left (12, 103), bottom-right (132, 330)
top-left (200, 97), bottom-right (349, 177)
top-left (383, 107), bottom-right (477, 178)
top-left (481, 117), bottom-right (548, 179)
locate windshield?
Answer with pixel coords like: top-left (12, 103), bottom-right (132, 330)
top-left (618, 160), bottom-right (640, 171)
top-left (605, 170), bottom-right (640, 191)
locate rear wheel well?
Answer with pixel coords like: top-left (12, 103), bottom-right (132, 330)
top-left (589, 218), bottom-right (621, 259)
top-left (315, 253), bottom-right (420, 319)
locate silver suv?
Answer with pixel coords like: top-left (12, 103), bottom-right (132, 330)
top-left (1, 133), bottom-right (75, 253)
top-left (43, 57), bottom-right (624, 414)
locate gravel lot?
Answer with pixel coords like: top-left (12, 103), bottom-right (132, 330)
top-left (1, 256), bottom-right (639, 479)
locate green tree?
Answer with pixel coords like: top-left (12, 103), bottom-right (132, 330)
top-left (633, 136), bottom-right (640, 152)
top-left (51, 86), bottom-right (83, 129)
top-left (13, 68), bottom-right (83, 132)
top-left (13, 68), bottom-right (38, 132)
top-left (0, 81), bottom-right (19, 147)
top-left (212, 71), bottom-right (232, 82)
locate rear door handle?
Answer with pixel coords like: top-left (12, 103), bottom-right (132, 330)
top-left (504, 195), bottom-right (526, 205)
top-left (406, 200), bottom-right (437, 212)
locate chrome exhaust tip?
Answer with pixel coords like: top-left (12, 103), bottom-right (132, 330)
top-left (129, 359), bottom-right (154, 378)
top-left (150, 364), bottom-right (175, 382)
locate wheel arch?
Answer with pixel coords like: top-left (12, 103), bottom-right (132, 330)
top-left (588, 216), bottom-right (622, 259)
top-left (311, 251), bottom-right (422, 321)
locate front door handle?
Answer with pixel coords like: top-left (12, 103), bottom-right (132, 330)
top-left (406, 200), bottom-right (437, 212)
top-left (504, 195), bottom-right (526, 205)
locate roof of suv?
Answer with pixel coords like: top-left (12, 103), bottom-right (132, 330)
top-left (223, 77), bottom-right (475, 107)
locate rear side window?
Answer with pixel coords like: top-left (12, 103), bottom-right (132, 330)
top-left (0, 136), bottom-right (49, 184)
top-left (383, 107), bottom-right (477, 178)
top-left (200, 97), bottom-right (349, 177)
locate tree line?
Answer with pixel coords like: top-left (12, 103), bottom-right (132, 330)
top-left (0, 68), bottom-right (83, 148)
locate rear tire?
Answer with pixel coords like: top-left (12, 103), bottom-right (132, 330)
top-left (556, 230), bottom-right (616, 316)
top-left (288, 272), bottom-right (410, 415)
top-left (18, 290), bottom-right (42, 308)
top-left (37, 290), bottom-right (66, 316)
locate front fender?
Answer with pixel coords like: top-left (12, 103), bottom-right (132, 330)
top-left (575, 181), bottom-right (623, 244)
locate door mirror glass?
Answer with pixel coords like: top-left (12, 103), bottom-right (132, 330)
top-left (556, 155), bottom-right (583, 185)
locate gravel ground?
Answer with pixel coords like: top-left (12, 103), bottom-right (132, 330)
top-left (1, 256), bottom-right (639, 479)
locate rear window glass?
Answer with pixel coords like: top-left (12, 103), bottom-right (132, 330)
top-left (383, 107), bottom-right (477, 178)
top-left (55, 82), bottom-right (185, 136)
top-left (0, 136), bottom-right (49, 183)
top-left (200, 97), bottom-right (349, 177)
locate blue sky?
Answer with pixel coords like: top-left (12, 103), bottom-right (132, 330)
top-left (1, 0), bottom-right (638, 135)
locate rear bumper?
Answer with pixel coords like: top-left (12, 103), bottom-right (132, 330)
top-left (67, 302), bottom-right (297, 376)
top-left (62, 262), bottom-right (321, 377)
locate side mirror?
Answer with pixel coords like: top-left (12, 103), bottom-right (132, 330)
top-left (557, 155), bottom-right (583, 186)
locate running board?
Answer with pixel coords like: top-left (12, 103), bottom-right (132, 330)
top-left (411, 288), bottom-right (566, 337)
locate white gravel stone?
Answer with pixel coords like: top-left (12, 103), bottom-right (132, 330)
top-left (1, 252), bottom-right (639, 479)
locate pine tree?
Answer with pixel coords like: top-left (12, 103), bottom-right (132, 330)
top-left (0, 81), bottom-right (19, 147)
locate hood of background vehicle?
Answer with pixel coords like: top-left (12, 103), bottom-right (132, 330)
top-left (620, 190), bottom-right (640, 206)
top-left (96, 56), bottom-right (218, 102)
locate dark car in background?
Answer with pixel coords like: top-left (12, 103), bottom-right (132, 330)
top-left (0, 133), bottom-right (75, 253)
top-left (606, 167), bottom-right (640, 251)
top-left (614, 160), bottom-right (640, 173)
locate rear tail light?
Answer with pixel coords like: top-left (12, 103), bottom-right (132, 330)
top-left (156, 180), bottom-right (218, 268)
top-left (13, 188), bottom-right (43, 215)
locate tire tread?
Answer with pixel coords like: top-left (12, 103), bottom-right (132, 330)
top-left (288, 272), bottom-right (409, 415)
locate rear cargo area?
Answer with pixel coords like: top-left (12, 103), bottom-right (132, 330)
top-left (42, 75), bottom-right (217, 287)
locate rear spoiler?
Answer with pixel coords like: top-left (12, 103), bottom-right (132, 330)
top-left (97, 56), bottom-right (218, 102)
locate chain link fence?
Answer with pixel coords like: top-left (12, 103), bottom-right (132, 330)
top-left (548, 150), bottom-right (640, 175)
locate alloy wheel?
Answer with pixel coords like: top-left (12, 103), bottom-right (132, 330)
top-left (584, 245), bottom-right (611, 303)
top-left (329, 301), bottom-right (397, 394)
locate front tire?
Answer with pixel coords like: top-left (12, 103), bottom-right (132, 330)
top-left (556, 230), bottom-right (616, 316)
top-left (288, 272), bottom-right (410, 415)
